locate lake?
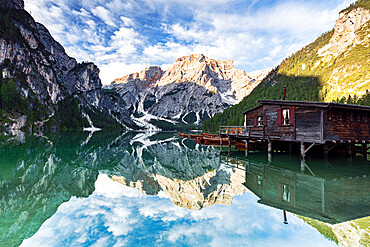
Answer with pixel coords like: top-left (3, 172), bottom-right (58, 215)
top-left (0, 131), bottom-right (369, 246)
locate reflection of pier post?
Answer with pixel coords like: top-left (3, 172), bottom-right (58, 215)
top-left (324, 143), bottom-right (329, 160)
top-left (245, 140), bottom-right (248, 156)
top-left (300, 159), bottom-right (306, 172)
top-left (283, 210), bottom-right (288, 224)
top-left (268, 141), bottom-right (272, 163)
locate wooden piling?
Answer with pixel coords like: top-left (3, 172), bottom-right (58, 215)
top-left (347, 143), bottom-right (352, 158)
top-left (362, 143), bottom-right (367, 159)
top-left (268, 141), bottom-right (272, 153)
top-left (301, 142), bottom-right (305, 160)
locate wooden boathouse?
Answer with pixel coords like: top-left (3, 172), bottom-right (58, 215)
top-left (220, 100), bottom-right (370, 159)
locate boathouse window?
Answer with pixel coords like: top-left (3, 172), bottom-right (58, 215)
top-left (357, 114), bottom-right (361, 122)
top-left (282, 109), bottom-right (289, 125)
top-left (350, 113), bottom-right (353, 121)
top-left (278, 107), bottom-right (294, 126)
top-left (257, 116), bottom-right (264, 126)
top-left (327, 112), bottom-right (332, 121)
top-left (365, 113), bottom-right (368, 122)
top-left (338, 112), bottom-right (342, 121)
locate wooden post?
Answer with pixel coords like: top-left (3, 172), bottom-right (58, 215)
top-left (347, 143), bottom-right (352, 158)
top-left (228, 137), bottom-right (231, 154)
top-left (301, 142), bottom-right (305, 160)
top-left (362, 143), bottom-right (367, 159)
top-left (268, 141), bottom-right (272, 153)
top-left (245, 140), bottom-right (249, 156)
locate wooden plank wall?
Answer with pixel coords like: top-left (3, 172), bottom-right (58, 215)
top-left (295, 107), bottom-right (322, 143)
top-left (324, 110), bottom-right (370, 141)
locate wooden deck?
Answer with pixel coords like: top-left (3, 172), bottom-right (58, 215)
top-left (220, 125), bottom-right (369, 160)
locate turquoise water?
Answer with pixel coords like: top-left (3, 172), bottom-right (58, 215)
top-left (0, 131), bottom-right (369, 246)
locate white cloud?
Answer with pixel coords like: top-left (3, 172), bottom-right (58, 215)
top-left (120, 16), bottom-right (134, 27)
top-left (91, 6), bottom-right (117, 27)
top-left (99, 62), bottom-right (149, 84)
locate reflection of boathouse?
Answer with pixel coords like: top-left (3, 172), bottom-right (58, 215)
top-left (220, 100), bottom-right (370, 159)
top-left (221, 154), bottom-right (370, 224)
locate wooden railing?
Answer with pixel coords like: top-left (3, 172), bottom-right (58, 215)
top-left (219, 126), bottom-right (265, 138)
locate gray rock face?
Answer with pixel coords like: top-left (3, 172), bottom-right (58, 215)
top-left (0, 0), bottom-right (24, 10)
top-left (65, 62), bottom-right (102, 107)
top-left (0, 3), bottom-right (115, 127)
top-left (144, 82), bottom-right (228, 124)
top-left (112, 66), bottom-right (163, 109)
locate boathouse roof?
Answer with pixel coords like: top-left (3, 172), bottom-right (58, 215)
top-left (243, 100), bottom-right (370, 114)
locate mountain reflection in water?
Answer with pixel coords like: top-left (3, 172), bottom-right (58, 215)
top-left (0, 131), bottom-right (368, 246)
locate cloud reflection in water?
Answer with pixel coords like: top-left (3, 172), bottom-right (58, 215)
top-left (21, 174), bottom-right (336, 247)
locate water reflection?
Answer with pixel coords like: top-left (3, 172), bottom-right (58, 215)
top-left (221, 152), bottom-right (370, 224)
top-left (0, 131), bottom-right (369, 246)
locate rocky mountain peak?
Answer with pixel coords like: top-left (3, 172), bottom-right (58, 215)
top-left (0, 0), bottom-right (24, 10)
top-left (157, 54), bottom-right (259, 103)
top-left (113, 66), bottom-right (163, 87)
top-left (318, 6), bottom-right (370, 56)
top-left (158, 54), bottom-right (229, 89)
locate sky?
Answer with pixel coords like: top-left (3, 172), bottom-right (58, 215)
top-left (21, 174), bottom-right (336, 246)
top-left (24, 0), bottom-right (354, 85)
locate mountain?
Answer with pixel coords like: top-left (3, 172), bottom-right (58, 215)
top-left (0, 0), bottom-right (124, 130)
top-left (203, 0), bottom-right (370, 132)
top-left (110, 54), bottom-right (268, 130)
top-left (300, 215), bottom-right (370, 246)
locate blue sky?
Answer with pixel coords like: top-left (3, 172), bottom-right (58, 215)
top-left (24, 0), bottom-right (354, 84)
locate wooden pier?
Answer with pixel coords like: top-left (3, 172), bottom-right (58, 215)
top-left (220, 100), bottom-right (370, 160)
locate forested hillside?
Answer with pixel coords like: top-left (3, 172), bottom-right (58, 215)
top-left (203, 0), bottom-right (370, 132)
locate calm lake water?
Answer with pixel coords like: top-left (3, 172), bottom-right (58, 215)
top-left (0, 131), bottom-right (369, 247)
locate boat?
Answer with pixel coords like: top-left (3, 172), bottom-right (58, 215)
top-left (203, 137), bottom-right (234, 145)
top-left (178, 132), bottom-right (188, 138)
top-left (201, 133), bottom-right (219, 138)
top-left (190, 134), bottom-right (202, 139)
